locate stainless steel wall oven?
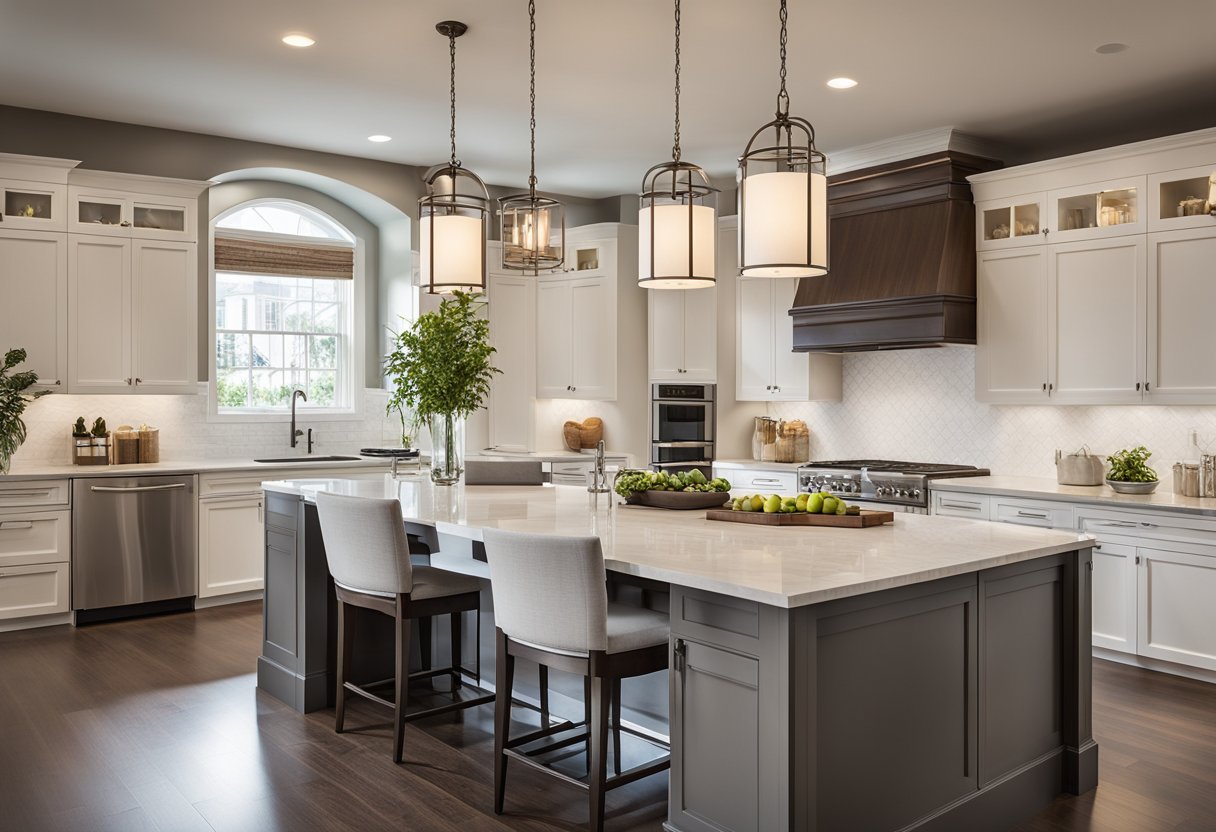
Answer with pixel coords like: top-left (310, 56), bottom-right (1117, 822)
top-left (651, 383), bottom-right (715, 475)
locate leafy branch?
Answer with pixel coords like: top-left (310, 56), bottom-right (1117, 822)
top-left (0, 348), bottom-right (51, 472)
top-left (384, 291), bottom-right (500, 423)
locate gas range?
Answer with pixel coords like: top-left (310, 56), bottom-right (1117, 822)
top-left (797, 460), bottom-right (990, 511)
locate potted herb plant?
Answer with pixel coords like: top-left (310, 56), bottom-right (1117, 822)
top-left (0, 348), bottom-right (51, 474)
top-left (1106, 445), bottom-right (1159, 494)
top-left (384, 292), bottom-right (498, 485)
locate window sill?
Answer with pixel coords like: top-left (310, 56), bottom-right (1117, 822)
top-left (207, 407), bottom-right (364, 425)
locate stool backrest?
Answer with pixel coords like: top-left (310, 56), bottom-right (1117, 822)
top-left (465, 459), bottom-right (545, 486)
top-left (316, 492), bottom-right (413, 595)
top-left (482, 528), bottom-right (608, 653)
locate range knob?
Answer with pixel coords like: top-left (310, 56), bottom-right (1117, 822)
top-left (910, 488), bottom-right (922, 499)
top-left (897, 488), bottom-right (908, 498)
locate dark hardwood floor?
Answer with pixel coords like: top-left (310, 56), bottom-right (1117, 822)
top-left (0, 602), bottom-right (1213, 832)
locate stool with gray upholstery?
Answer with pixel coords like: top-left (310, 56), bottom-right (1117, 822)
top-left (482, 528), bottom-right (670, 832)
top-left (315, 492), bottom-right (494, 763)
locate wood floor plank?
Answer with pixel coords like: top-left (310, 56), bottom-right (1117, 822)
top-left (2, 601), bottom-right (1215, 832)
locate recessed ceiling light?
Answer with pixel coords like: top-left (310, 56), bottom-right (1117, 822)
top-left (826, 77), bottom-right (858, 90)
top-left (1095, 42), bottom-right (1129, 54)
top-left (281, 33), bottom-right (316, 48)
top-left (367, 135), bottom-right (392, 143)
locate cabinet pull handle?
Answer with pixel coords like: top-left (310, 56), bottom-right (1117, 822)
top-left (1135, 555), bottom-right (1141, 565)
top-left (135, 378), bottom-right (142, 385)
top-left (673, 638), bottom-right (687, 674)
top-left (0, 521), bottom-right (35, 531)
top-left (1042, 383), bottom-right (1047, 391)
top-left (941, 500), bottom-right (981, 510)
top-left (1048, 383), bottom-right (1053, 393)
top-left (258, 502), bottom-right (263, 523)
top-left (1136, 382), bottom-right (1141, 391)
top-left (119, 220), bottom-right (131, 227)
top-left (0, 489), bottom-right (52, 497)
top-left (1145, 382), bottom-right (1151, 392)
top-left (1093, 544), bottom-right (1102, 551)
top-left (1016, 510), bottom-right (1049, 519)
top-left (1138, 522), bottom-right (1157, 528)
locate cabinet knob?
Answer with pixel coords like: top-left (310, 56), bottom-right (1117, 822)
top-left (125, 378), bottom-right (132, 385)
top-left (1042, 383), bottom-right (1047, 391)
top-left (1136, 382), bottom-right (1141, 391)
top-left (135, 378), bottom-right (142, 384)
top-left (120, 220), bottom-right (131, 227)
top-left (1145, 382), bottom-right (1151, 392)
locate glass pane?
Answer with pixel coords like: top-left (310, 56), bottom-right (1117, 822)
top-left (308, 371), bottom-right (336, 406)
top-left (313, 279), bottom-right (337, 302)
top-left (1159, 176), bottom-right (1210, 219)
top-left (284, 334), bottom-right (307, 369)
top-left (251, 333), bottom-right (283, 368)
top-left (215, 201), bottom-right (352, 241)
top-left (310, 335), bottom-right (337, 369)
top-left (216, 369), bottom-right (251, 408)
top-left (250, 369), bottom-right (298, 407)
top-left (133, 206), bottom-right (185, 232)
top-left (983, 207), bottom-right (1010, 241)
top-left (78, 200), bottom-right (122, 227)
top-left (1097, 188), bottom-right (1137, 227)
top-left (4, 191), bottom-right (52, 220)
top-left (1013, 204), bottom-right (1039, 237)
top-left (313, 301), bottom-right (338, 333)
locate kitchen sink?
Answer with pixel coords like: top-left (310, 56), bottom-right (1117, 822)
top-left (253, 455), bottom-right (364, 464)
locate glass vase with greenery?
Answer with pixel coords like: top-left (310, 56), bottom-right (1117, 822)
top-left (384, 292), bottom-right (498, 484)
top-left (0, 348), bottom-right (51, 474)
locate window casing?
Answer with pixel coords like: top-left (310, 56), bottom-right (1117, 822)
top-left (210, 200), bottom-right (360, 417)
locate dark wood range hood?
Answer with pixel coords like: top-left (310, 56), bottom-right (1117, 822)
top-left (790, 151), bottom-right (1001, 352)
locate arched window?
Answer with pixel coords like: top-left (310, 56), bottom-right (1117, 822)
top-left (213, 200), bottom-right (357, 413)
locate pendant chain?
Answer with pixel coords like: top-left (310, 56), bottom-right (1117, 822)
top-left (528, 0), bottom-right (538, 195)
top-left (776, 0), bottom-right (790, 117)
top-left (672, 0), bottom-right (682, 163)
top-left (448, 29), bottom-right (458, 168)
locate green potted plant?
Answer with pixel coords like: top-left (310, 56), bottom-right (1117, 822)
top-left (384, 291), bottom-right (499, 485)
top-left (1106, 445), bottom-right (1159, 494)
top-left (0, 348), bottom-right (51, 474)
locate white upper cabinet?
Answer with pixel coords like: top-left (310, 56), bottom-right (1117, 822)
top-left (1146, 227), bottom-right (1216, 403)
top-left (1, 180), bottom-right (67, 232)
top-left (0, 229), bottom-right (67, 389)
top-left (648, 286), bottom-right (716, 382)
top-left (970, 128), bottom-right (1216, 404)
top-left (131, 240), bottom-right (197, 393)
top-left (487, 269), bottom-right (536, 452)
top-left (536, 272), bottom-right (616, 399)
top-left (68, 235), bottom-right (132, 392)
top-left (69, 183), bottom-right (196, 242)
top-left (535, 279), bottom-right (575, 397)
top-left (736, 276), bottom-right (841, 402)
top-left (1047, 236), bottom-right (1146, 404)
top-left (975, 248), bottom-right (1049, 402)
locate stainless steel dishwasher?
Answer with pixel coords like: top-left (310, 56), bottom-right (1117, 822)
top-left (72, 475), bottom-right (197, 621)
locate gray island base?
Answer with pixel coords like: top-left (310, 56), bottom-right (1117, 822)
top-left (258, 477), bottom-right (1097, 831)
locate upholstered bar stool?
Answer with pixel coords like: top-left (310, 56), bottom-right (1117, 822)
top-left (482, 528), bottom-right (671, 832)
top-left (315, 492), bottom-right (494, 763)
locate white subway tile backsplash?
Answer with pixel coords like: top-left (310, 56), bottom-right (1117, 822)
top-left (769, 348), bottom-right (1216, 487)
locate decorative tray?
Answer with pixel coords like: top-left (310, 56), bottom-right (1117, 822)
top-left (705, 508), bottom-right (895, 528)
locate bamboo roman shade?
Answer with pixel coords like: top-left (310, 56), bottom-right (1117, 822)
top-left (214, 234), bottom-right (354, 280)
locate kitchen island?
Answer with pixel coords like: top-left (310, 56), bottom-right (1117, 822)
top-left (260, 476), bottom-right (1097, 832)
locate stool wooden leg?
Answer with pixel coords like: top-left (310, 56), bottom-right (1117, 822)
top-left (588, 676), bottom-right (611, 832)
top-left (494, 630), bottom-right (515, 815)
top-left (584, 676), bottom-right (592, 772)
top-left (450, 610), bottom-right (463, 692)
top-left (419, 615), bottom-right (433, 689)
top-left (538, 665), bottom-right (550, 727)
top-left (611, 677), bottom-right (622, 776)
top-left (393, 604), bottom-right (412, 764)
top-left (335, 599), bottom-right (353, 733)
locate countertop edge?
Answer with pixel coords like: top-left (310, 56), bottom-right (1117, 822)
top-left (932, 477), bottom-right (1216, 517)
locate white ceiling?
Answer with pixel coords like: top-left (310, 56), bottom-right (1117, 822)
top-left (2, 0), bottom-right (1214, 197)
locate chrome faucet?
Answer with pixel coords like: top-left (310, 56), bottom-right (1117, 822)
top-left (290, 389), bottom-right (308, 450)
top-left (588, 439), bottom-right (610, 493)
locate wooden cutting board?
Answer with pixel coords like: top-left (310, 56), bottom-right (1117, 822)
top-left (705, 508), bottom-right (895, 528)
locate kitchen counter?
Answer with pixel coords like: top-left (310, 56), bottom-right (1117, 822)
top-left (264, 477), bottom-right (1086, 609)
top-left (0, 456), bottom-right (393, 481)
top-left (259, 477), bottom-right (1097, 830)
top-left (932, 475), bottom-right (1216, 516)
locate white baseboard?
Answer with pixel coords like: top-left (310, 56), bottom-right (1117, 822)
top-left (195, 590), bottom-right (264, 609)
top-left (1094, 648), bottom-right (1216, 686)
top-left (0, 613), bottom-right (72, 633)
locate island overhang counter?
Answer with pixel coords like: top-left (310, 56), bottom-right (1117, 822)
top-left (259, 476), bottom-right (1097, 832)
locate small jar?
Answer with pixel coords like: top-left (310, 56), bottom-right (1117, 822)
top-left (1183, 463), bottom-right (1201, 498)
top-left (1173, 462), bottom-right (1184, 493)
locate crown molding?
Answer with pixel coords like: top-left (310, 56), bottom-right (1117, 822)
top-left (825, 127), bottom-right (1005, 176)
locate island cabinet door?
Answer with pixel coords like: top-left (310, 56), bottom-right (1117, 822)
top-left (261, 493), bottom-right (300, 673)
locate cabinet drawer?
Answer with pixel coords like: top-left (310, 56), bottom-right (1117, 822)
top-left (932, 492), bottom-right (992, 519)
top-left (0, 511), bottom-right (70, 567)
top-left (0, 479), bottom-right (69, 510)
top-left (719, 469), bottom-right (799, 494)
top-left (992, 498), bottom-right (1075, 529)
top-left (550, 460), bottom-right (592, 477)
top-left (0, 562), bottom-right (70, 620)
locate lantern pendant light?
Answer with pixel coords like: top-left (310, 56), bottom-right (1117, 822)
top-left (737, 0), bottom-right (829, 278)
top-left (419, 21), bottom-right (490, 294)
top-left (500, 0), bottom-right (565, 272)
top-left (638, 0), bottom-right (718, 290)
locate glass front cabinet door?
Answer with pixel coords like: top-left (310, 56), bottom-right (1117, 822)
top-left (70, 188), bottom-right (130, 236)
top-left (1048, 176), bottom-right (1147, 242)
top-left (1148, 164), bottom-right (1216, 233)
top-left (0, 180), bottom-right (66, 231)
top-left (976, 192), bottom-right (1047, 250)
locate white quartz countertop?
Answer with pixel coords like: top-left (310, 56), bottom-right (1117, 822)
top-left (264, 476), bottom-right (1090, 609)
top-left (712, 459), bottom-right (805, 472)
top-left (932, 475), bottom-right (1216, 517)
top-left (0, 455), bottom-right (390, 481)
top-left (469, 449), bottom-right (630, 463)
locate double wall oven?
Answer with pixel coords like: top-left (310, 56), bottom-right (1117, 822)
top-left (651, 383), bottom-right (715, 476)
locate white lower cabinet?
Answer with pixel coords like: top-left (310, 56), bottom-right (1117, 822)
top-left (1091, 541), bottom-right (1137, 654)
top-left (1137, 545), bottom-right (1216, 671)
top-left (990, 497), bottom-right (1074, 530)
top-left (713, 465), bottom-right (799, 495)
top-left (0, 562), bottom-right (70, 620)
top-left (198, 495), bottom-right (265, 598)
top-left (932, 491), bottom-right (991, 520)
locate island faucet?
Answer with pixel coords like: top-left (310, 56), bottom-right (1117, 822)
top-left (588, 439), bottom-right (610, 493)
top-left (290, 389), bottom-right (308, 450)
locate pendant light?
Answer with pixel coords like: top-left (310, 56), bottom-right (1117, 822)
top-left (419, 21), bottom-right (490, 294)
top-left (638, 0), bottom-right (718, 290)
top-left (737, 0), bottom-right (828, 278)
top-left (500, 0), bottom-right (565, 272)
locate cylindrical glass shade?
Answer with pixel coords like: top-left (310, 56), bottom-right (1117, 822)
top-left (638, 204), bottom-right (716, 288)
top-left (419, 214), bottom-right (485, 293)
top-left (418, 164), bottom-right (490, 293)
top-left (740, 170), bottom-right (827, 278)
top-left (499, 194), bottom-right (565, 272)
